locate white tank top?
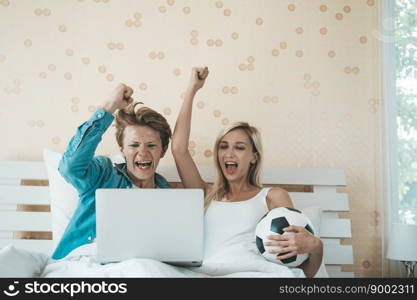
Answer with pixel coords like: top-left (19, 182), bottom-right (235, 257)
top-left (203, 187), bottom-right (270, 258)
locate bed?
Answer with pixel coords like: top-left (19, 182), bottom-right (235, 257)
top-left (0, 151), bottom-right (354, 278)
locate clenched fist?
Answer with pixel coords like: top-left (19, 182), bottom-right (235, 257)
top-left (188, 66), bottom-right (209, 92)
top-left (103, 83), bottom-right (134, 114)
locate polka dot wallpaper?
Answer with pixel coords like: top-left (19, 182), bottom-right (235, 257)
top-left (0, 0), bottom-right (382, 277)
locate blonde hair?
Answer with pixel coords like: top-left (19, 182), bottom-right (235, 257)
top-left (115, 102), bottom-right (172, 154)
top-left (205, 122), bottom-right (263, 209)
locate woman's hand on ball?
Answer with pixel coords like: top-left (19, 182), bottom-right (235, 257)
top-left (266, 225), bottom-right (320, 260)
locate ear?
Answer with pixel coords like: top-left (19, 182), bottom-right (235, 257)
top-left (251, 152), bottom-right (258, 164)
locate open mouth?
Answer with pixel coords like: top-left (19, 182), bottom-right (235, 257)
top-left (135, 160), bottom-right (152, 169)
top-left (225, 161), bottom-right (238, 174)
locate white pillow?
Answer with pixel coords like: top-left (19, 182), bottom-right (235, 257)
top-left (300, 205), bottom-right (328, 278)
top-left (0, 245), bottom-right (49, 277)
top-left (43, 149), bottom-right (125, 249)
top-left (43, 149), bottom-right (79, 249)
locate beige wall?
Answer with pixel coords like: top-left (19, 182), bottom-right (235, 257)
top-left (0, 0), bottom-right (383, 277)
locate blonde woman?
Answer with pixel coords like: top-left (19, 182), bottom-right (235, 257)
top-left (171, 67), bottom-right (323, 278)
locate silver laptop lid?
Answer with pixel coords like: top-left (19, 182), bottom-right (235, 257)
top-left (95, 188), bottom-right (204, 266)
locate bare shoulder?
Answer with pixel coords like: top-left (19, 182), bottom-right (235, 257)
top-left (266, 187), bottom-right (294, 210)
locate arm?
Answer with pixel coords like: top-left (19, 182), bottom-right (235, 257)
top-left (266, 188), bottom-right (324, 278)
top-left (295, 234), bottom-right (323, 278)
top-left (59, 83), bottom-right (134, 193)
top-left (171, 67), bottom-right (209, 189)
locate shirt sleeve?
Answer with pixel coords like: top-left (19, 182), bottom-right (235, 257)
top-left (58, 109), bottom-right (115, 193)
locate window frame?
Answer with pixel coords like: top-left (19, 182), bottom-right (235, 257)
top-left (381, 0), bottom-right (403, 276)
top-left (381, 0), bottom-right (399, 225)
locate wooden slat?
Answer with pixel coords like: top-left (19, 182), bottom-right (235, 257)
top-left (322, 212), bottom-right (339, 219)
top-left (0, 161), bottom-right (48, 180)
top-left (21, 179), bottom-right (48, 186)
top-left (0, 204), bottom-right (17, 211)
top-left (313, 186), bottom-right (338, 193)
top-left (322, 238), bottom-right (340, 245)
top-left (262, 168), bottom-right (346, 186)
top-left (323, 244), bottom-right (354, 265)
top-left (0, 179), bottom-right (21, 185)
top-left (320, 219), bottom-right (352, 238)
top-left (0, 212), bottom-right (52, 231)
top-left (13, 231), bottom-right (52, 240)
top-left (0, 239), bottom-right (52, 255)
top-left (0, 186), bottom-right (51, 205)
top-left (289, 192), bottom-right (349, 211)
top-left (0, 232), bottom-right (13, 239)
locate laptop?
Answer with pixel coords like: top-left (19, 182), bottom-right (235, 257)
top-left (95, 188), bottom-right (204, 267)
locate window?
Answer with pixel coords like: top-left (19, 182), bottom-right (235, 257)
top-left (395, 0), bottom-right (417, 224)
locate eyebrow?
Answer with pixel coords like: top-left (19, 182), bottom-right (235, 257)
top-left (128, 141), bottom-right (158, 144)
top-left (220, 141), bottom-right (247, 145)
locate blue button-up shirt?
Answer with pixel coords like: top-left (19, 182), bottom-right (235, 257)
top-left (52, 109), bottom-right (170, 259)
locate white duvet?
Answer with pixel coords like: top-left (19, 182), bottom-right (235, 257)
top-left (0, 241), bottom-right (304, 278)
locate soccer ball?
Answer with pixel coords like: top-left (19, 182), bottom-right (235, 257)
top-left (255, 207), bottom-right (315, 267)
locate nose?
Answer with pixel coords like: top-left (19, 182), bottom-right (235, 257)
top-left (224, 148), bottom-right (235, 159)
top-left (136, 144), bottom-right (149, 156)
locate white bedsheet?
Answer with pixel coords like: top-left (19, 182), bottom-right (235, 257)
top-left (1, 242), bottom-right (304, 278)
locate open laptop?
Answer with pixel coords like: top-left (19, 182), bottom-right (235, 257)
top-left (95, 188), bottom-right (204, 267)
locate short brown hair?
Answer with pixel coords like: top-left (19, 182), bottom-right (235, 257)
top-left (115, 102), bottom-right (172, 154)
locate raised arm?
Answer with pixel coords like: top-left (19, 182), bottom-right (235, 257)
top-left (59, 84), bottom-right (134, 193)
top-left (171, 67), bottom-right (209, 189)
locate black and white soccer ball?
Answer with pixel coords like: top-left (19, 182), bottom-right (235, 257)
top-left (255, 207), bottom-right (315, 267)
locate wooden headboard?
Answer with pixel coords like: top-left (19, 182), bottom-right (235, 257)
top-left (0, 161), bottom-right (354, 277)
